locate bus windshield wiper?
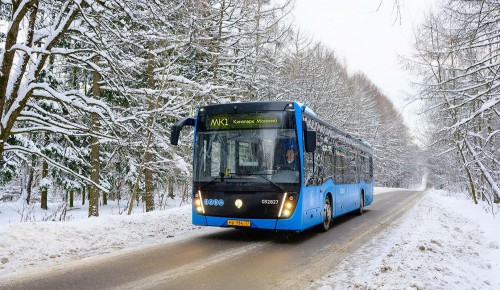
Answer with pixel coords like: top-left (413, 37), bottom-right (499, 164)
top-left (199, 173), bottom-right (225, 191)
top-left (238, 172), bottom-right (285, 192)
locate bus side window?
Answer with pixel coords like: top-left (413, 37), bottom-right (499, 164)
top-left (350, 149), bottom-right (358, 183)
top-left (304, 151), bottom-right (314, 186)
top-left (323, 142), bottom-right (334, 181)
top-left (314, 132), bottom-right (325, 185)
top-left (364, 155), bottom-right (370, 182)
top-left (369, 157), bottom-right (374, 181)
top-left (345, 146), bottom-right (354, 184)
top-left (334, 143), bottom-right (345, 184)
top-left (359, 155), bottom-right (366, 182)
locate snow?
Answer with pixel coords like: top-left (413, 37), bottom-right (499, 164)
top-left (0, 188), bottom-right (499, 290)
top-left (0, 198), bottom-right (204, 278)
top-left (310, 189), bottom-right (500, 290)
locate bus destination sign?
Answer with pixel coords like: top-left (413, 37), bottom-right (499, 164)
top-left (207, 113), bottom-right (284, 130)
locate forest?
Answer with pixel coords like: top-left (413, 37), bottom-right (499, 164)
top-left (406, 0), bottom-right (499, 209)
top-left (0, 0), bottom-right (497, 218)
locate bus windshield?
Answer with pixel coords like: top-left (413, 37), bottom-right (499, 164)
top-left (194, 128), bottom-right (299, 185)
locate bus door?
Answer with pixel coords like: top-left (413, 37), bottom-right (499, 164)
top-left (346, 150), bottom-right (359, 212)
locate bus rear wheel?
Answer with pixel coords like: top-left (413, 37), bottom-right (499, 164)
top-left (358, 193), bottom-right (365, 215)
top-left (320, 196), bottom-right (333, 232)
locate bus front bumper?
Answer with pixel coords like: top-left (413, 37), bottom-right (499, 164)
top-left (193, 211), bottom-right (305, 231)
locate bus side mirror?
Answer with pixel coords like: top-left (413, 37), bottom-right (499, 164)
top-left (170, 117), bottom-right (195, 145)
top-left (305, 130), bottom-right (316, 152)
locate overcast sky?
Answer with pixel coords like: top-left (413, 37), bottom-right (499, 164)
top-left (292, 0), bottom-right (437, 137)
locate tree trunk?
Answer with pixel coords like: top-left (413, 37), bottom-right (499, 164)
top-left (88, 131), bottom-right (100, 217)
top-left (41, 159), bottom-right (48, 210)
top-left (25, 155), bottom-right (36, 204)
top-left (143, 40), bottom-right (156, 212)
top-left (69, 189), bottom-right (74, 208)
top-left (88, 56), bottom-right (101, 217)
top-left (144, 151), bottom-right (154, 212)
top-left (82, 186), bottom-right (86, 205)
top-left (456, 141), bottom-right (478, 204)
top-left (168, 176), bottom-right (174, 199)
top-left (0, 1), bottom-right (38, 163)
top-left (128, 117), bottom-right (156, 215)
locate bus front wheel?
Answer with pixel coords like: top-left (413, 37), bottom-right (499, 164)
top-left (320, 196), bottom-right (333, 232)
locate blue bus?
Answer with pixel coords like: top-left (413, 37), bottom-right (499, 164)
top-left (171, 101), bottom-right (373, 232)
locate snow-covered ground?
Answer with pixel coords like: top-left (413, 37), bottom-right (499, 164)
top-left (0, 197), bottom-right (203, 278)
top-left (1, 188), bottom-right (499, 289)
top-left (311, 189), bottom-right (500, 290)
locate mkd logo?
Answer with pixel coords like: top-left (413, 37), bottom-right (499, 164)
top-left (210, 118), bottom-right (228, 127)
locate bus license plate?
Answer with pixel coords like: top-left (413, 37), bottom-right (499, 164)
top-left (227, 220), bottom-right (251, 227)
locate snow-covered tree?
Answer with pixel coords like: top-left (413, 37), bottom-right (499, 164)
top-left (408, 0), bottom-right (499, 205)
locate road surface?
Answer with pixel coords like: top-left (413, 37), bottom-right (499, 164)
top-left (2, 190), bottom-right (422, 290)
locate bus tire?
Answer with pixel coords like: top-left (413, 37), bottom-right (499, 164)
top-left (320, 195), bottom-right (333, 232)
top-left (358, 192), bottom-right (365, 215)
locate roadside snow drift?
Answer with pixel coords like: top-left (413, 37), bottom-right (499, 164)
top-left (310, 189), bottom-right (500, 290)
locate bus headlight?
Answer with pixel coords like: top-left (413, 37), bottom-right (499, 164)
top-left (278, 193), bottom-right (297, 218)
top-left (194, 191), bottom-right (205, 214)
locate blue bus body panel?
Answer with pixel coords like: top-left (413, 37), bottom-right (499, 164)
top-left (347, 184), bottom-right (358, 213)
top-left (365, 183), bottom-right (374, 206)
top-left (338, 185), bottom-right (346, 215)
top-left (193, 209), bottom-right (207, 226)
top-left (192, 188), bottom-right (309, 231)
top-left (204, 216), bottom-right (278, 229)
top-left (298, 179), bottom-right (334, 228)
top-left (293, 102), bottom-right (305, 186)
top-left (192, 181), bottom-right (332, 231)
top-left (193, 206), bottom-right (303, 231)
top-left (192, 180), bottom-right (374, 231)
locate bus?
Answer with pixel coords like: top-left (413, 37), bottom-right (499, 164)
top-left (170, 101), bottom-right (373, 232)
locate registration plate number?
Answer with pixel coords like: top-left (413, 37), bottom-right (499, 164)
top-left (227, 220), bottom-right (251, 227)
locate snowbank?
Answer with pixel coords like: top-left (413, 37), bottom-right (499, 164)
top-left (0, 200), bottom-right (200, 278)
top-left (310, 189), bottom-right (500, 289)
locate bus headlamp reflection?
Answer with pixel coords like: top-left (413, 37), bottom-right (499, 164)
top-left (279, 193), bottom-right (297, 218)
top-left (194, 191), bottom-right (205, 214)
